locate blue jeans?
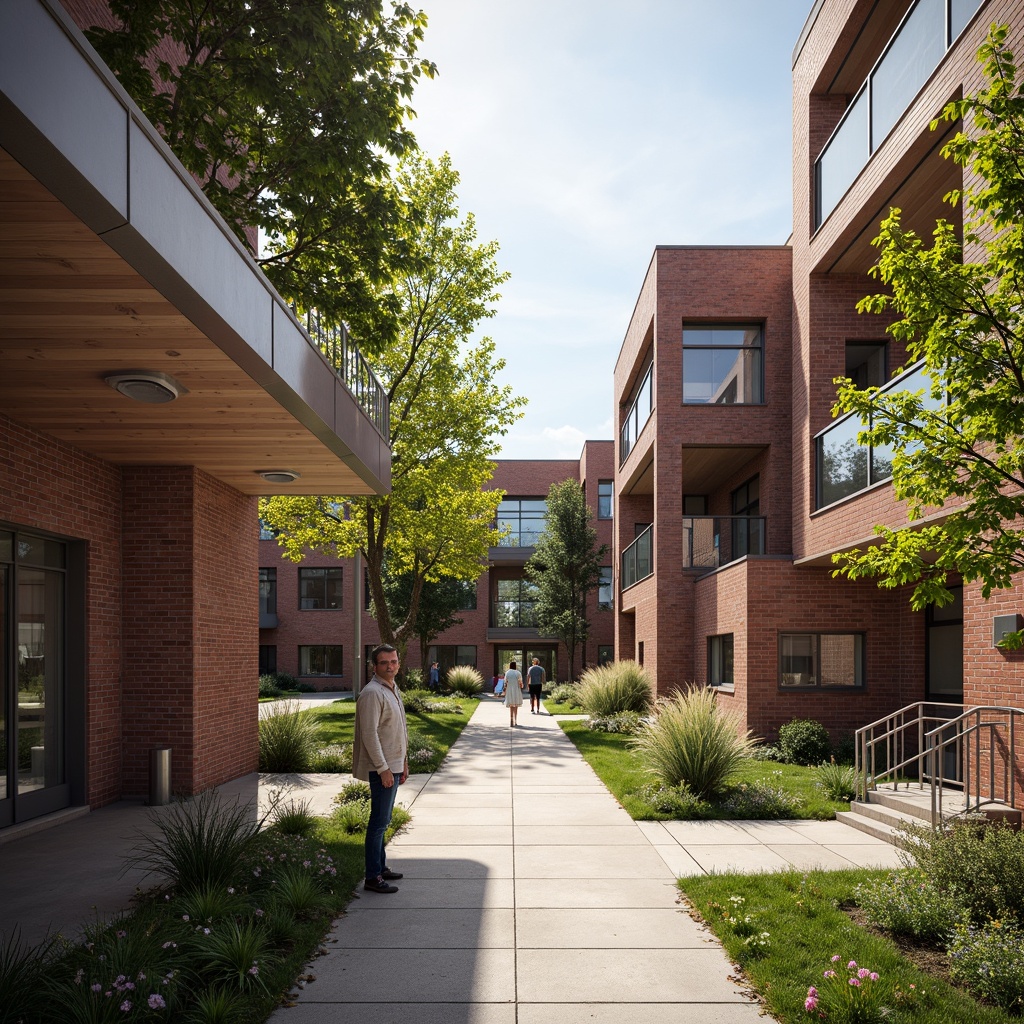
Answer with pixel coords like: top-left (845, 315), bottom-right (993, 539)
top-left (365, 771), bottom-right (400, 880)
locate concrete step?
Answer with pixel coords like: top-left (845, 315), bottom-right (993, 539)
top-left (835, 809), bottom-right (904, 845)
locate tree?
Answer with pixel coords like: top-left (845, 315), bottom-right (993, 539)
top-left (260, 153), bottom-right (525, 651)
top-left (86, 0), bottom-right (436, 342)
top-left (832, 26), bottom-right (1024, 644)
top-left (381, 571), bottom-right (476, 670)
top-left (525, 480), bottom-right (608, 681)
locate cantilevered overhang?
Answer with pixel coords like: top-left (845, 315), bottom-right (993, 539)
top-left (0, 0), bottom-right (390, 497)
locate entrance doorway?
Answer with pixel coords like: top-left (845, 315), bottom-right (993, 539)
top-left (926, 585), bottom-right (963, 702)
top-left (495, 647), bottom-right (557, 687)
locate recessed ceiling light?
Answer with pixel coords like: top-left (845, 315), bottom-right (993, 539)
top-left (104, 370), bottom-right (187, 404)
top-left (257, 470), bottom-right (301, 484)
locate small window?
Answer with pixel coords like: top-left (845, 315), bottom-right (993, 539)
top-left (597, 481), bottom-right (613, 519)
top-left (708, 634), bottom-right (734, 688)
top-left (259, 645), bottom-right (277, 675)
top-left (259, 568), bottom-right (277, 616)
top-left (683, 324), bottom-right (763, 404)
top-left (598, 567), bottom-right (613, 610)
top-left (845, 341), bottom-right (887, 390)
top-left (597, 645), bottom-right (614, 666)
top-left (299, 645), bottom-right (343, 676)
top-left (299, 567), bottom-right (343, 609)
top-left (779, 633), bottom-right (864, 688)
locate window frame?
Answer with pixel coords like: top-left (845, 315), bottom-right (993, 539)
top-left (597, 480), bottom-right (613, 519)
top-left (708, 633), bottom-right (734, 689)
top-left (598, 567), bottom-right (613, 610)
top-left (298, 566), bottom-right (343, 610)
top-left (682, 323), bottom-right (764, 406)
top-left (258, 567), bottom-right (277, 616)
top-left (298, 644), bottom-right (344, 677)
top-left (778, 632), bottom-right (865, 690)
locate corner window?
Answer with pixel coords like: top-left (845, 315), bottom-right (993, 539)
top-left (298, 567), bottom-right (343, 609)
top-left (708, 634), bottom-right (734, 688)
top-left (299, 645), bottom-right (343, 676)
top-left (597, 480), bottom-right (613, 519)
top-left (598, 567), bottom-right (613, 610)
top-left (779, 633), bottom-right (864, 689)
top-left (683, 325), bottom-right (763, 404)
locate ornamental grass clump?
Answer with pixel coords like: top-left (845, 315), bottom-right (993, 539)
top-left (0, 929), bottom-right (57, 1024)
top-left (805, 956), bottom-right (885, 1023)
top-left (631, 685), bottom-right (756, 800)
top-left (445, 665), bottom-right (484, 697)
top-left (258, 701), bottom-right (319, 772)
top-left (577, 661), bottom-right (653, 716)
top-left (814, 759), bottom-right (858, 801)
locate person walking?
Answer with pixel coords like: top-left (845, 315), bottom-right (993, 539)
top-left (526, 656), bottom-right (546, 714)
top-left (352, 644), bottom-right (409, 894)
top-left (428, 661), bottom-right (440, 692)
top-left (503, 659), bottom-right (524, 726)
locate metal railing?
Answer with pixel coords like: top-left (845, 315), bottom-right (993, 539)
top-left (621, 525), bottom-right (653, 590)
top-left (681, 515), bottom-right (765, 569)
top-left (300, 309), bottom-right (389, 439)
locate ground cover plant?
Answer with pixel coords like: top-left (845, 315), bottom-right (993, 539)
top-left (680, 868), bottom-right (1020, 1024)
top-left (558, 720), bottom-right (849, 820)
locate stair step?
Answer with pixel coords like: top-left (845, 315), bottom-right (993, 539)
top-left (835, 809), bottom-right (906, 846)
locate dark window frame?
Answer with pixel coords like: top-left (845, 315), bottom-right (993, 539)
top-left (597, 480), bottom-right (613, 519)
top-left (778, 632), bottom-right (866, 690)
top-left (682, 323), bottom-right (764, 406)
top-left (298, 566), bottom-right (343, 610)
top-left (298, 644), bottom-right (344, 676)
top-left (708, 634), bottom-right (734, 688)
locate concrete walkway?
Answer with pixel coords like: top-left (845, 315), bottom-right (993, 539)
top-left (267, 697), bottom-right (903, 1024)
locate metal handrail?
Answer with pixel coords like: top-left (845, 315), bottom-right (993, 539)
top-left (926, 707), bottom-right (1021, 825)
top-left (855, 701), bottom-right (962, 801)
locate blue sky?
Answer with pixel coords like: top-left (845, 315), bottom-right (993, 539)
top-left (409, 0), bottom-right (813, 459)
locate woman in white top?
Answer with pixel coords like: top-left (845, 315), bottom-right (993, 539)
top-left (502, 660), bottom-right (524, 727)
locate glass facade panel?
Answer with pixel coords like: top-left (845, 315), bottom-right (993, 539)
top-left (819, 634), bottom-right (862, 687)
top-left (597, 645), bottom-right (613, 666)
top-left (817, 415), bottom-right (869, 506)
top-left (621, 525), bottom-right (653, 589)
top-left (598, 567), bottom-right (612, 610)
top-left (496, 499), bottom-right (547, 547)
top-left (683, 326), bottom-right (763, 404)
top-left (780, 634), bottom-right (816, 687)
top-left (816, 87), bottom-right (869, 225)
top-left (620, 365), bottom-right (653, 460)
top-left (493, 579), bottom-right (539, 627)
top-left (950, 0), bottom-right (981, 42)
top-left (597, 481), bottom-right (613, 519)
top-left (259, 568), bottom-right (277, 616)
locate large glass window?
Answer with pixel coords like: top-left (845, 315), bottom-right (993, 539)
top-left (620, 363), bottom-right (653, 460)
top-left (779, 633), bottom-right (864, 688)
top-left (496, 499), bottom-right (547, 547)
top-left (597, 480), bottom-right (613, 519)
top-left (299, 645), bottom-right (343, 676)
top-left (259, 568), bottom-right (277, 616)
top-left (493, 579), bottom-right (539, 627)
top-left (299, 567), bottom-right (343, 609)
top-left (709, 634), bottom-right (734, 688)
top-left (683, 325), bottom-right (763, 404)
top-left (598, 567), bottom-right (613, 610)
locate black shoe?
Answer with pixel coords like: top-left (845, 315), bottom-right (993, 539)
top-left (364, 876), bottom-right (399, 893)
top-left (381, 868), bottom-right (404, 880)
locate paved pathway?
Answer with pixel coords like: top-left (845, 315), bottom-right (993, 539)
top-left (267, 697), bottom-right (902, 1024)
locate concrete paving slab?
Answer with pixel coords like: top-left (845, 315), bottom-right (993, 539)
top-left (765, 844), bottom-right (860, 871)
top-left (661, 820), bottom-right (761, 845)
top-left (517, 948), bottom-right (752, 1003)
top-left (512, 825), bottom-right (649, 846)
top-left (295, 947), bottom-right (514, 1002)
top-left (269, 1003), bottom-right (516, 1024)
top-left (513, 844), bottom-right (674, 879)
top-left (514, 877), bottom-right (684, 909)
top-left (395, 826), bottom-right (513, 846)
top-left (733, 821), bottom-right (818, 844)
top-left (824, 843), bottom-right (905, 868)
top-left (376, 846), bottom-right (515, 877)
top-left (681, 844), bottom-right (795, 875)
top-left (635, 820), bottom-right (673, 843)
top-left (345, 877), bottom-right (515, 910)
top-left (410, 793), bottom-right (514, 808)
top-left (399, 807), bottom-right (512, 826)
top-left (783, 820), bottom-right (882, 843)
top-left (518, 1005), bottom-right (765, 1024)
top-left (515, 908), bottom-right (708, 948)
top-left (332, 908), bottom-right (514, 948)
top-left (512, 801), bottom-right (633, 827)
top-left (652, 844), bottom-right (709, 877)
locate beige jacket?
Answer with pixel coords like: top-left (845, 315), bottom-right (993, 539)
top-left (352, 676), bottom-right (409, 779)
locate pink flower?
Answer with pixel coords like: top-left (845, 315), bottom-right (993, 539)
top-left (805, 995), bottom-right (818, 1011)
top-left (847, 961), bottom-right (858, 970)
top-left (857, 968), bottom-right (870, 979)
top-left (807, 987), bottom-right (817, 997)
top-left (849, 978), bottom-right (861, 987)
top-left (120, 1000), bottom-right (132, 1012)
top-left (831, 955), bottom-right (841, 963)
top-left (869, 972), bottom-right (879, 981)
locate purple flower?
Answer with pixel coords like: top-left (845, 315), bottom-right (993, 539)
top-left (120, 1000), bottom-right (132, 1012)
top-left (248, 963), bottom-right (259, 976)
top-left (857, 968), bottom-right (870, 979)
top-left (91, 983), bottom-right (102, 993)
top-left (116, 930), bottom-right (127, 938)
top-left (148, 993), bottom-right (166, 1010)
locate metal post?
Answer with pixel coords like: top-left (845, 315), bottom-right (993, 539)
top-left (352, 549), bottom-right (362, 697)
top-left (149, 747), bottom-right (171, 806)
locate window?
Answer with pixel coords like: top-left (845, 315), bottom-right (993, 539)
top-left (298, 567), bottom-right (343, 609)
top-left (845, 342), bottom-right (887, 390)
top-left (730, 476), bottom-right (763, 559)
top-left (496, 499), bottom-right (547, 547)
top-left (779, 633), bottom-right (864, 688)
top-left (428, 645), bottom-right (477, 674)
top-left (299, 645), bottom-right (343, 676)
top-left (598, 567), bottom-right (613, 610)
top-left (597, 645), bottom-right (614, 666)
top-left (597, 480), bottom-right (613, 519)
top-left (683, 325), bottom-right (763, 404)
top-left (493, 578), bottom-right (539, 627)
top-left (620, 364), bottom-right (653, 460)
top-left (708, 634), bottom-right (734, 687)
top-left (259, 645), bottom-right (277, 675)
top-left (683, 495), bottom-right (708, 515)
top-left (258, 568), bottom-right (276, 616)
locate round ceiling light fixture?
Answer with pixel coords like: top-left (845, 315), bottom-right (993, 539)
top-left (257, 469), bottom-right (301, 484)
top-left (104, 370), bottom-right (187, 404)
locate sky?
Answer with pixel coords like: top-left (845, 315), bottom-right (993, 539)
top-left (407, 0), bottom-right (813, 459)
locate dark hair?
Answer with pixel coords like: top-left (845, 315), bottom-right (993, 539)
top-left (371, 644), bottom-right (398, 667)
top-left (509, 660), bottom-right (517, 670)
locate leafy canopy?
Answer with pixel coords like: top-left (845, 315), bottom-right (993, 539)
top-left (525, 479), bottom-right (608, 681)
top-left (260, 154), bottom-right (525, 650)
top-left (87, 0), bottom-right (436, 343)
top-left (832, 26), bottom-right (1024, 643)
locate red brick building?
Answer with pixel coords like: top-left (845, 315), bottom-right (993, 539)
top-left (614, 0), bottom-right (1024, 748)
top-left (259, 442), bottom-right (616, 687)
top-left (0, 0), bottom-right (390, 830)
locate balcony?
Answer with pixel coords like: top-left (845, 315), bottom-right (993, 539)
top-left (621, 525), bottom-right (653, 590)
top-left (814, 0), bottom-right (982, 229)
top-left (681, 516), bottom-right (766, 570)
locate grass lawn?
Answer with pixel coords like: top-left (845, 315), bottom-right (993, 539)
top-left (310, 699), bottom-right (473, 773)
top-left (680, 869), bottom-right (1016, 1024)
top-left (556, 719), bottom-right (848, 820)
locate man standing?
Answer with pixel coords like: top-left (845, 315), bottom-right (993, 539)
top-left (527, 656), bottom-right (546, 714)
top-left (428, 661), bottom-right (440, 692)
top-left (353, 644), bottom-right (409, 893)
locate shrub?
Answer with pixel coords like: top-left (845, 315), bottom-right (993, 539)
top-left (408, 741), bottom-right (440, 767)
top-left (719, 782), bottom-right (803, 819)
top-left (258, 701), bottom-right (319, 772)
top-left (270, 798), bottom-right (318, 836)
top-left (814, 759), bottom-right (857, 801)
top-left (547, 682), bottom-right (582, 708)
top-left (337, 780), bottom-right (371, 804)
top-left (630, 686), bottom-right (756, 799)
top-left (748, 743), bottom-right (784, 762)
top-left (403, 668), bottom-right (423, 688)
top-left (949, 919), bottom-right (1024, 1012)
top-left (271, 671), bottom-right (299, 691)
top-left (126, 789), bottom-right (266, 892)
top-left (307, 743), bottom-right (351, 773)
top-left (587, 711), bottom-right (645, 734)
top-left (294, 681), bottom-right (317, 693)
top-left (633, 782), bottom-right (710, 819)
top-left (576, 661), bottom-right (653, 716)
top-left (402, 690), bottom-right (464, 714)
top-left (855, 870), bottom-right (963, 944)
top-left (258, 674), bottom-right (281, 699)
top-left (899, 817), bottom-right (1024, 924)
top-left (446, 665), bottom-right (484, 697)
top-left (332, 799), bottom-right (370, 834)
top-left (776, 718), bottom-right (831, 766)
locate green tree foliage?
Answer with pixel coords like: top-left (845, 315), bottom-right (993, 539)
top-left (260, 154), bottom-right (525, 650)
top-left (86, 0), bottom-right (435, 342)
top-left (832, 27), bottom-right (1024, 643)
top-left (525, 479), bottom-right (608, 681)
top-left (381, 570), bottom-right (475, 668)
